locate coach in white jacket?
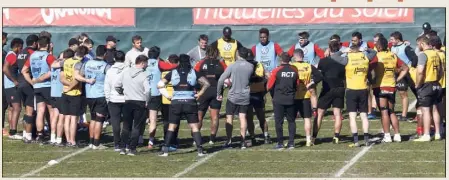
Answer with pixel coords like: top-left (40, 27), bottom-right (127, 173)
top-left (104, 50), bottom-right (127, 151)
top-left (124, 35), bottom-right (149, 68)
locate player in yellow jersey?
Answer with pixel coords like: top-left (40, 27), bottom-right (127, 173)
top-left (414, 36), bottom-right (444, 142)
top-left (210, 27), bottom-right (244, 66)
top-left (335, 45), bottom-right (377, 147)
top-left (371, 37), bottom-right (409, 143)
top-left (291, 49), bottom-right (323, 146)
top-left (429, 35), bottom-right (446, 138)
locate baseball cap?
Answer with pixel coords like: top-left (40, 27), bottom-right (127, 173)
top-left (422, 22), bottom-right (431, 31)
top-left (223, 27), bottom-right (232, 37)
top-left (68, 38), bottom-right (79, 46)
top-left (106, 35), bottom-right (120, 43)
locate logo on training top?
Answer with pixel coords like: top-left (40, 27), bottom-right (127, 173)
top-left (223, 43), bottom-right (232, 51)
top-left (301, 47), bottom-right (308, 54)
top-left (281, 72), bottom-right (295, 78)
top-left (261, 46), bottom-right (269, 54)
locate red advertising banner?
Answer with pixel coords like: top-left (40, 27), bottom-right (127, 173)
top-left (193, 8), bottom-right (414, 25)
top-left (2, 8), bottom-right (135, 27)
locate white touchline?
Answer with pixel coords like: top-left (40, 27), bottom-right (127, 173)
top-left (20, 146), bottom-right (90, 178)
top-left (334, 144), bottom-right (374, 178)
top-left (172, 152), bottom-right (219, 178)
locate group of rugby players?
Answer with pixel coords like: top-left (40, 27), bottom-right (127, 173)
top-left (1, 22), bottom-right (446, 157)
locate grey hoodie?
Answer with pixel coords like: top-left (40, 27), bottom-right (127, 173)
top-left (115, 66), bottom-right (150, 103)
top-left (105, 62), bottom-right (127, 103)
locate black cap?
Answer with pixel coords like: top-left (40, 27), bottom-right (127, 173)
top-left (68, 38), bottom-right (79, 46)
top-left (106, 35), bottom-right (120, 43)
top-left (223, 27), bottom-right (232, 37)
top-left (2, 32), bottom-right (7, 37)
top-left (422, 22), bottom-right (431, 31)
top-left (26, 34), bottom-right (39, 43)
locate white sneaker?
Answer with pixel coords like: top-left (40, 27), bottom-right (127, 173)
top-left (89, 144), bottom-right (93, 148)
top-left (393, 134), bottom-right (402, 142)
top-left (208, 140), bottom-right (214, 145)
top-left (92, 144), bottom-right (108, 150)
top-left (9, 134), bottom-right (23, 140)
top-left (382, 136), bottom-right (392, 143)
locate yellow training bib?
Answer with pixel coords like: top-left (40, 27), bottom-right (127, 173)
top-left (292, 62), bottom-right (312, 99)
top-left (63, 58), bottom-right (82, 96)
top-left (437, 50), bottom-right (446, 88)
top-left (373, 51), bottom-right (398, 88)
top-left (217, 38), bottom-right (238, 66)
top-left (346, 52), bottom-right (369, 90)
top-left (161, 71), bottom-right (174, 104)
top-left (250, 62), bottom-right (266, 93)
top-left (423, 50), bottom-right (441, 83)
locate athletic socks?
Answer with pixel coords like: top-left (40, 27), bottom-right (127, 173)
top-left (264, 132), bottom-right (269, 137)
top-left (9, 129), bottom-right (17, 136)
top-left (352, 133), bottom-right (358, 143)
top-left (93, 139), bottom-right (100, 146)
top-left (192, 132), bottom-right (202, 148)
top-left (306, 135), bottom-right (311, 142)
top-left (210, 134), bottom-right (216, 142)
top-left (26, 133), bottom-right (32, 140)
top-left (50, 133), bottom-right (56, 143)
top-left (164, 131), bottom-right (174, 153)
top-left (416, 126), bottom-right (423, 136)
top-left (364, 133), bottom-right (369, 141)
top-left (56, 137), bottom-right (62, 144)
top-left (334, 133), bottom-right (340, 138)
top-left (90, 138), bottom-right (94, 145)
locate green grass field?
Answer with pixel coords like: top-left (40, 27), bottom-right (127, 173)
top-left (2, 88), bottom-right (446, 178)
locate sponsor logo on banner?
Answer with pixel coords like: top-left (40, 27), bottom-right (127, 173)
top-left (193, 8), bottom-right (414, 25)
top-left (3, 8), bottom-right (135, 27)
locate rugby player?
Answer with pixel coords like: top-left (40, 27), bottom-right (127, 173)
top-left (267, 52), bottom-right (299, 149)
top-left (389, 31), bottom-right (419, 122)
top-left (287, 31), bottom-right (325, 117)
top-left (246, 50), bottom-right (271, 144)
top-left (115, 55), bottom-right (151, 156)
top-left (59, 46), bottom-right (93, 147)
top-left (217, 47), bottom-right (254, 149)
top-left (291, 49), bottom-right (322, 147)
top-left (413, 36), bottom-right (443, 142)
top-left (158, 54), bottom-right (210, 157)
top-left (194, 46), bottom-right (227, 144)
top-left (430, 36), bottom-right (446, 137)
top-left (84, 45), bottom-right (111, 149)
top-left (51, 49), bottom-right (75, 146)
top-left (125, 35), bottom-right (149, 68)
top-left (252, 28), bottom-right (283, 79)
top-left (334, 45), bottom-right (377, 147)
top-left (161, 54), bottom-right (180, 151)
top-left (314, 41), bottom-right (346, 144)
top-left (145, 46), bottom-right (177, 149)
top-left (210, 27), bottom-right (244, 66)
top-left (3, 38), bottom-right (24, 139)
top-left (17, 34), bottom-right (38, 142)
top-left (371, 37), bottom-right (409, 143)
top-left (22, 36), bottom-right (56, 144)
top-left (105, 50), bottom-right (127, 151)
top-left (2, 32), bottom-right (8, 136)
top-left (187, 34), bottom-right (208, 66)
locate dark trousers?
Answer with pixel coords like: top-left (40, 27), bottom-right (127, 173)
top-left (120, 100), bottom-right (147, 150)
top-left (108, 102), bottom-right (125, 147)
top-left (273, 103), bottom-right (296, 145)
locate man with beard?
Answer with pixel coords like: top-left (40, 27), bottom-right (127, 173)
top-left (125, 35), bottom-right (149, 68)
top-left (187, 34), bottom-right (208, 67)
top-left (210, 27), bottom-right (244, 66)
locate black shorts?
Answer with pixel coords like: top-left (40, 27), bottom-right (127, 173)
top-left (373, 88), bottom-right (396, 103)
top-left (2, 89), bottom-right (8, 110)
top-left (249, 92), bottom-right (265, 109)
top-left (17, 84), bottom-right (34, 107)
top-left (198, 88), bottom-right (222, 111)
top-left (226, 100), bottom-right (248, 115)
top-left (346, 89), bottom-right (369, 113)
top-left (396, 73), bottom-right (414, 91)
top-left (50, 97), bottom-right (63, 111)
top-left (81, 95), bottom-right (88, 114)
top-left (61, 94), bottom-right (82, 116)
top-left (317, 87), bottom-right (345, 109)
top-left (87, 98), bottom-right (108, 120)
top-left (4, 87), bottom-right (21, 104)
top-left (169, 103), bottom-right (199, 124)
top-left (148, 96), bottom-right (162, 111)
top-left (417, 82), bottom-right (442, 107)
top-left (295, 99), bottom-right (312, 118)
top-left (34, 87), bottom-right (51, 104)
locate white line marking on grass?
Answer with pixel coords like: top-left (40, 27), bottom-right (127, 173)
top-left (334, 144), bottom-right (374, 177)
top-left (408, 99), bottom-right (418, 112)
top-left (20, 146), bottom-right (90, 178)
top-left (172, 152), bottom-right (219, 178)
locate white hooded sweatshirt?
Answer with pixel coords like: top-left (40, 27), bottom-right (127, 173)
top-left (104, 62), bottom-right (127, 103)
